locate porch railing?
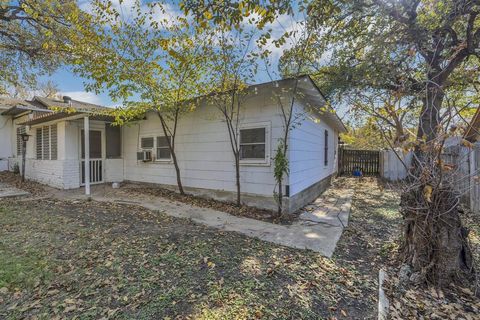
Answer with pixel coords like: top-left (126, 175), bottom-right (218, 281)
top-left (81, 159), bottom-right (103, 184)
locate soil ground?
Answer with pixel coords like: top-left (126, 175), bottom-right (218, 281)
top-left (0, 175), bottom-right (477, 319)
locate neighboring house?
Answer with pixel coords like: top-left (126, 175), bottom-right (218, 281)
top-left (0, 97), bottom-right (55, 171)
top-left (0, 76), bottom-right (346, 212)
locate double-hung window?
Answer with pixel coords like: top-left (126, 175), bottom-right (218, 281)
top-left (156, 136), bottom-right (171, 160)
top-left (239, 123), bottom-right (270, 164)
top-left (139, 136), bottom-right (171, 161)
top-left (140, 137), bottom-right (154, 150)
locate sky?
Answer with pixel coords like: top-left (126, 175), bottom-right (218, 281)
top-left (40, 0), bottom-right (304, 107)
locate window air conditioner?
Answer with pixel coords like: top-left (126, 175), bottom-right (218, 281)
top-left (137, 150), bottom-right (152, 162)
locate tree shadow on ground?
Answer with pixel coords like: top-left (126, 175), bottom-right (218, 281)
top-left (0, 190), bottom-right (382, 320)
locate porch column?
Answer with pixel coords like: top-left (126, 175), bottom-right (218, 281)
top-left (84, 116), bottom-right (90, 196)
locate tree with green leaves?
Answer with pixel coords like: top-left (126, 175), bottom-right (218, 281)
top-left (263, 18), bottom-right (314, 217)
top-left (289, 0), bottom-right (480, 285)
top-left (75, 0), bottom-right (211, 195)
top-left (206, 28), bottom-right (258, 206)
top-left (0, 0), bottom-right (97, 94)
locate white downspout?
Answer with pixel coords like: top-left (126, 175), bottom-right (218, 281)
top-left (84, 116), bottom-right (90, 196)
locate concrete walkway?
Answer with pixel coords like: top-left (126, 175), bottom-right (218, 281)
top-left (0, 182), bottom-right (29, 198)
top-left (52, 181), bottom-right (354, 257)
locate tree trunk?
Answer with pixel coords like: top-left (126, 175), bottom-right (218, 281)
top-left (157, 112), bottom-right (185, 195)
top-left (235, 154), bottom-right (241, 206)
top-left (277, 179), bottom-right (283, 216)
top-left (401, 85), bottom-right (473, 285)
top-left (171, 150), bottom-right (185, 195)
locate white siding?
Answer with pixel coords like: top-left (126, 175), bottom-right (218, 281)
top-left (0, 113), bottom-right (13, 171)
top-left (288, 103), bottom-right (339, 196)
top-left (15, 120), bottom-right (81, 189)
top-left (123, 92), bottom-right (285, 196)
top-left (105, 158), bottom-right (124, 182)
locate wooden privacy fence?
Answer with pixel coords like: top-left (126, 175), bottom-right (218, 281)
top-left (339, 148), bottom-right (380, 176)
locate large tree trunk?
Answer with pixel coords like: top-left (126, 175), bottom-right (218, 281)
top-left (401, 85), bottom-right (473, 285)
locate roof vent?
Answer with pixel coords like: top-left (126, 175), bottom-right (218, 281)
top-left (63, 96), bottom-right (72, 104)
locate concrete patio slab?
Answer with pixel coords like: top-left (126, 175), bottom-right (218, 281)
top-left (0, 182), bottom-right (30, 198)
top-left (51, 180), bottom-right (354, 257)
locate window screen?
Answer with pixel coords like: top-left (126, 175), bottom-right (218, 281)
top-left (156, 136), bottom-right (171, 160)
top-left (106, 124), bottom-right (121, 158)
top-left (141, 137), bottom-right (154, 149)
top-left (81, 130), bottom-right (102, 159)
top-left (239, 127), bottom-right (266, 160)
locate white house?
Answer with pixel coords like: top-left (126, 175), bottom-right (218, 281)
top-left (0, 76), bottom-right (346, 212)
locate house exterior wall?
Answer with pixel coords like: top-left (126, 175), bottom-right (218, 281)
top-left (122, 92), bottom-right (285, 207)
top-left (2, 85), bottom-right (342, 213)
top-left (0, 113), bottom-right (13, 170)
top-left (105, 158), bottom-right (124, 183)
top-left (9, 119), bottom-right (80, 189)
top-left (287, 102), bottom-right (339, 211)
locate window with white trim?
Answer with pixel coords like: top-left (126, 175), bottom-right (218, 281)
top-left (140, 137), bottom-right (154, 149)
top-left (156, 136), bottom-right (171, 160)
top-left (36, 124), bottom-right (57, 160)
top-left (239, 123), bottom-right (270, 164)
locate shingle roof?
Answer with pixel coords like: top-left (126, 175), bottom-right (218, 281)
top-left (19, 97), bottom-right (113, 126)
top-left (0, 97), bottom-right (35, 110)
top-left (33, 96), bottom-right (108, 112)
top-left (0, 97), bottom-right (51, 115)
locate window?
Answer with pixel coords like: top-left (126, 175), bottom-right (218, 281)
top-left (324, 129), bottom-right (329, 166)
top-left (16, 126), bottom-right (26, 156)
top-left (141, 137), bottom-right (154, 149)
top-left (42, 126), bottom-right (50, 160)
top-left (51, 125), bottom-right (58, 160)
top-left (156, 136), bottom-right (171, 160)
top-left (106, 124), bottom-right (121, 159)
top-left (81, 130), bottom-right (102, 159)
top-left (239, 124), bottom-right (270, 164)
top-left (36, 124), bottom-right (57, 160)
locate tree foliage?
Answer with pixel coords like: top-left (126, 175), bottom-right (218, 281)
top-left (0, 0), bottom-right (97, 94)
top-left (205, 27), bottom-right (258, 206)
top-left (73, 0), bottom-right (212, 194)
top-left (291, 0), bottom-right (480, 285)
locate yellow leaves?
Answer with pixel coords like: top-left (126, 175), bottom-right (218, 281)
top-left (203, 256), bottom-right (215, 268)
top-left (158, 39), bottom-right (170, 51)
top-left (461, 139), bottom-right (474, 149)
top-left (441, 163), bottom-right (455, 172)
top-left (423, 185), bottom-right (433, 203)
top-left (203, 10), bottom-right (213, 20)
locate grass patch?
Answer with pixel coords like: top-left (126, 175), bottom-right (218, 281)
top-left (0, 246), bottom-right (51, 289)
top-left (0, 180), bottom-right (397, 319)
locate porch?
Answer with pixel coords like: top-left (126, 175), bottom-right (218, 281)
top-left (18, 113), bottom-right (123, 190)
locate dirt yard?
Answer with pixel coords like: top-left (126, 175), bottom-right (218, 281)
top-left (0, 177), bottom-right (476, 319)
